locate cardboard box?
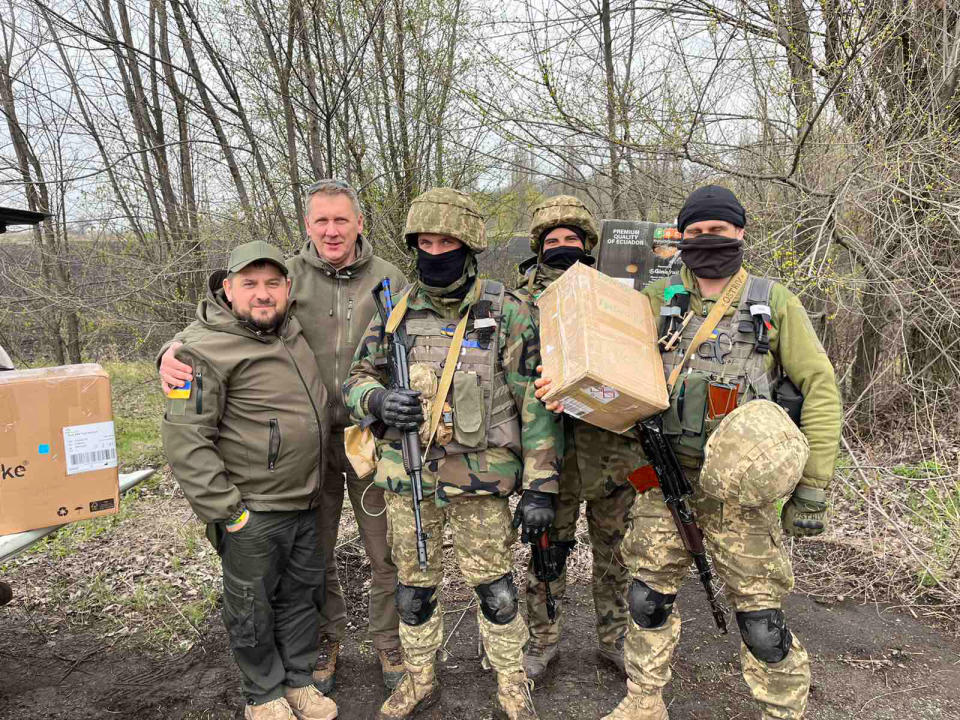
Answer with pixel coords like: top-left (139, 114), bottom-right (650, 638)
top-left (0, 364), bottom-right (119, 535)
top-left (537, 262), bottom-right (670, 433)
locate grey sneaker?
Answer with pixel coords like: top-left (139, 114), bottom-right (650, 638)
top-left (522, 641), bottom-right (559, 680)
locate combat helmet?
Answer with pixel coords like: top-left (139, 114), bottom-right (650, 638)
top-left (699, 400), bottom-right (809, 508)
top-left (528, 195), bottom-right (600, 253)
top-left (404, 188), bottom-right (487, 253)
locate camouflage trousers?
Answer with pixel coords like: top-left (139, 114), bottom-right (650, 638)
top-left (384, 491), bottom-right (528, 675)
top-left (526, 422), bottom-right (636, 650)
top-left (620, 479), bottom-right (810, 719)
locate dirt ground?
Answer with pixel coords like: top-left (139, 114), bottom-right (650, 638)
top-left (2, 577), bottom-right (959, 719)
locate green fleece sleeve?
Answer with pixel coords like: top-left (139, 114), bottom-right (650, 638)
top-left (501, 294), bottom-right (563, 494)
top-left (769, 285), bottom-right (842, 490)
top-left (343, 312), bottom-right (389, 421)
top-left (159, 349), bottom-right (244, 523)
top-left (641, 277), bottom-right (669, 317)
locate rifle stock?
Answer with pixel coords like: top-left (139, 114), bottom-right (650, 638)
top-left (636, 416), bottom-right (728, 634)
top-left (373, 278), bottom-right (429, 571)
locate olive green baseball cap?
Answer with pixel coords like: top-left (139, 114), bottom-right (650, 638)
top-left (227, 240), bottom-right (288, 275)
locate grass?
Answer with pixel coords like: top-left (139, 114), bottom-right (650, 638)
top-left (102, 360), bottom-right (166, 469)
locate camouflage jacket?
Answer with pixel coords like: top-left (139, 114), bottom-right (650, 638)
top-left (643, 266), bottom-right (842, 491)
top-left (515, 260), bottom-right (641, 500)
top-left (344, 278), bottom-right (563, 505)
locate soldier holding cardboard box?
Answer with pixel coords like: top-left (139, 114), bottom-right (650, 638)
top-left (591, 185), bottom-right (843, 720)
top-left (513, 196), bottom-right (640, 679)
top-left (161, 241), bottom-right (337, 720)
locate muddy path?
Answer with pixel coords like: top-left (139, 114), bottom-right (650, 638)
top-left (2, 582), bottom-right (958, 720)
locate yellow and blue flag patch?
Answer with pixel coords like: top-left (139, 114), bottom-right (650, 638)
top-left (168, 380), bottom-right (192, 399)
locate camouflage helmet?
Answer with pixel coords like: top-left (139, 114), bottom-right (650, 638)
top-left (528, 195), bottom-right (600, 253)
top-left (699, 400), bottom-right (809, 508)
top-left (404, 188), bottom-right (487, 253)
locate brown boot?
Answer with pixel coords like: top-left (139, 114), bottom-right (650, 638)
top-left (496, 671), bottom-right (538, 720)
top-left (312, 639), bottom-right (340, 694)
top-left (375, 662), bottom-right (439, 719)
top-left (378, 646), bottom-right (405, 690)
top-left (602, 680), bottom-right (669, 720)
top-left (598, 636), bottom-right (626, 675)
top-left (522, 640), bottom-right (559, 680)
top-left (285, 685), bottom-right (338, 720)
top-left (244, 697), bottom-right (296, 720)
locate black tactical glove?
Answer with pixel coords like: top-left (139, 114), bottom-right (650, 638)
top-left (367, 388), bottom-right (423, 431)
top-left (781, 485), bottom-right (828, 538)
top-left (512, 490), bottom-right (556, 541)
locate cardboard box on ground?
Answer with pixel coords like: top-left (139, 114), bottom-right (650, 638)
top-left (0, 364), bottom-right (119, 535)
top-left (537, 262), bottom-right (670, 433)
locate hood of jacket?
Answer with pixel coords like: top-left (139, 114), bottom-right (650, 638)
top-left (195, 269), bottom-right (297, 342)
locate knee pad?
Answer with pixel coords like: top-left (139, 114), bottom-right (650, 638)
top-left (628, 580), bottom-right (676, 629)
top-left (475, 573), bottom-right (519, 625)
top-left (736, 609), bottom-right (793, 664)
top-left (395, 583), bottom-right (437, 626)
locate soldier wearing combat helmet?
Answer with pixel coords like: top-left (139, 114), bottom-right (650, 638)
top-left (595, 185), bottom-right (843, 719)
top-left (514, 195), bottom-right (639, 679)
top-left (343, 188), bottom-right (563, 720)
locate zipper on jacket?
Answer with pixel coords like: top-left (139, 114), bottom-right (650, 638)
top-left (334, 279), bottom-right (343, 398)
top-left (195, 371), bottom-right (203, 415)
top-left (346, 297), bottom-right (354, 344)
top-left (268, 418), bottom-right (281, 471)
top-left (280, 337), bottom-right (326, 490)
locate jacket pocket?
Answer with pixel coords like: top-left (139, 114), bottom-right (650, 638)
top-left (268, 418), bottom-right (281, 471)
top-left (222, 575), bottom-right (257, 649)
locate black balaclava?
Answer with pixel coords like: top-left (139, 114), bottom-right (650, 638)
top-left (540, 225), bottom-right (593, 270)
top-left (417, 245), bottom-right (471, 291)
top-left (543, 246), bottom-right (590, 271)
top-left (677, 185), bottom-right (746, 278)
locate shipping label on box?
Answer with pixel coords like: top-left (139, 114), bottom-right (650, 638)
top-left (537, 262), bottom-right (670, 433)
top-left (0, 364), bottom-right (119, 535)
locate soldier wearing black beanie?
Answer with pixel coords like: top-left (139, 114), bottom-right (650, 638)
top-left (676, 185), bottom-right (747, 279)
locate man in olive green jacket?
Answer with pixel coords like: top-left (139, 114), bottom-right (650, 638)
top-left (162, 241), bottom-right (337, 720)
top-left (160, 181), bottom-right (406, 691)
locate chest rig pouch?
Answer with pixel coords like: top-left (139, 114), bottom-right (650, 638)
top-left (402, 281), bottom-right (521, 462)
top-left (659, 274), bottom-right (781, 469)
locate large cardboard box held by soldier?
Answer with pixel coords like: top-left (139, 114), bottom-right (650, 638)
top-left (0, 364), bottom-right (119, 535)
top-left (537, 262), bottom-right (669, 433)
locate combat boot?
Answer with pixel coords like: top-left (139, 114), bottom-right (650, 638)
top-left (285, 685), bottom-right (338, 720)
top-left (522, 640), bottom-right (559, 680)
top-left (602, 680), bottom-right (669, 720)
top-left (312, 639), bottom-right (340, 694)
top-left (598, 636), bottom-right (626, 674)
top-left (496, 671), bottom-right (538, 720)
top-left (375, 661), bottom-right (439, 719)
top-left (378, 646), bottom-right (405, 689)
top-left (244, 697), bottom-right (296, 720)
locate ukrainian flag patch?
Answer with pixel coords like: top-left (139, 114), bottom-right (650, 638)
top-left (168, 380), bottom-right (192, 399)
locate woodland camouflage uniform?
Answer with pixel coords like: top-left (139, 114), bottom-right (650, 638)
top-left (343, 188), bottom-right (562, 720)
top-left (514, 196), bottom-right (637, 673)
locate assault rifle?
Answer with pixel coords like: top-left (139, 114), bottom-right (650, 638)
top-left (512, 505), bottom-right (558, 622)
top-left (634, 415), bottom-right (728, 633)
top-left (372, 278), bottom-right (428, 571)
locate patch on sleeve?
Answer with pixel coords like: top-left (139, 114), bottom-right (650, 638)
top-left (168, 380), bottom-right (192, 399)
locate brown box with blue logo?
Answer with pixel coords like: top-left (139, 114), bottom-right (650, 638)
top-left (0, 364), bottom-right (119, 535)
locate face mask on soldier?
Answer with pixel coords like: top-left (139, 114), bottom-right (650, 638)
top-left (678, 234), bottom-right (744, 279)
top-left (542, 245), bottom-right (587, 271)
top-left (416, 245), bottom-right (469, 288)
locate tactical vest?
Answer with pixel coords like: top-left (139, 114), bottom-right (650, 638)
top-left (402, 280), bottom-right (521, 463)
top-left (658, 273), bottom-right (780, 468)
